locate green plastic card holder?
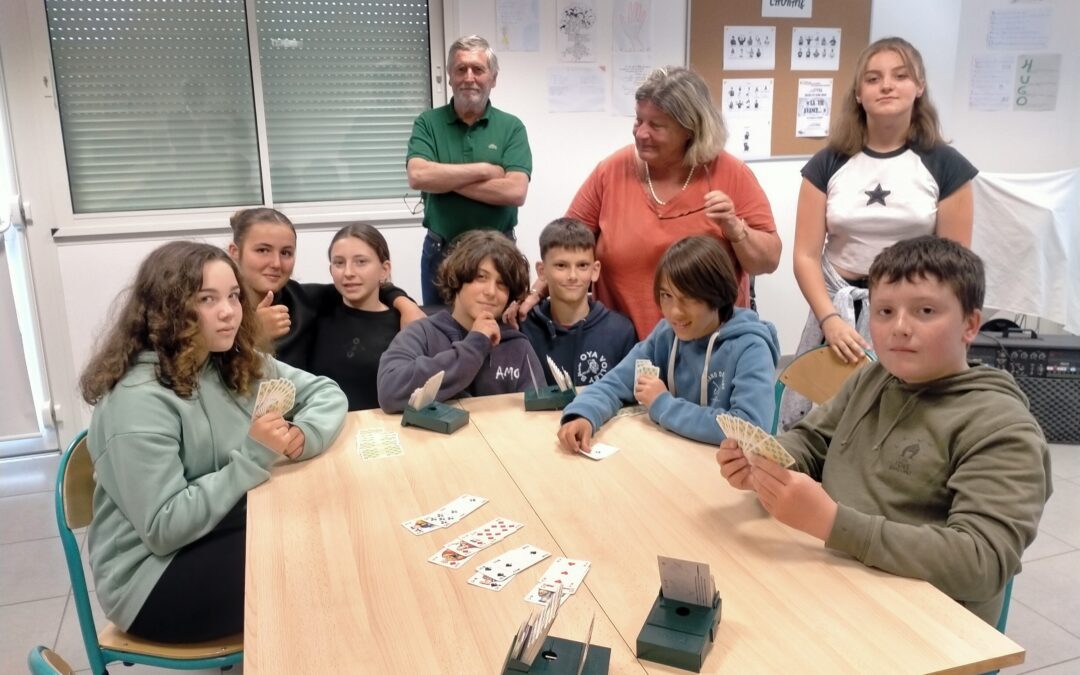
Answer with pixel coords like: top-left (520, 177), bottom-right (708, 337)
top-left (400, 401), bottom-right (468, 434)
top-left (502, 636), bottom-right (611, 674)
top-left (635, 589), bottom-right (722, 672)
top-left (524, 385), bottom-right (576, 411)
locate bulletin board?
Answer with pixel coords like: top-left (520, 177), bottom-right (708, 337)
top-left (689, 0), bottom-right (872, 157)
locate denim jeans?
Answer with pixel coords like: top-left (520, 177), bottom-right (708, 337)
top-left (420, 228), bottom-right (516, 306)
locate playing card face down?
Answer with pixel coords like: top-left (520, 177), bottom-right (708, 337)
top-left (716, 414), bottom-right (796, 468)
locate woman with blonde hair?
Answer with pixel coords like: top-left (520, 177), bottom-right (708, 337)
top-left (513, 66), bottom-right (781, 339)
top-left (783, 36), bottom-right (977, 429)
top-left (80, 241), bottom-right (346, 642)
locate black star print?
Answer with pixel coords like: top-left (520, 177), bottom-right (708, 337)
top-left (865, 183), bottom-right (891, 206)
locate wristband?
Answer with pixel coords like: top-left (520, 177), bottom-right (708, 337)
top-left (818, 312), bottom-right (841, 328)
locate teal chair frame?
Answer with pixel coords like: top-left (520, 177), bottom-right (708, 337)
top-left (55, 430), bottom-right (243, 674)
top-left (27, 645), bottom-right (73, 675)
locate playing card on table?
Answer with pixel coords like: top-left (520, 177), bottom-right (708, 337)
top-left (715, 413), bottom-right (796, 468)
top-left (474, 544), bottom-right (550, 581)
top-left (431, 493), bottom-right (488, 527)
top-left (401, 515), bottom-right (442, 536)
top-left (534, 557), bottom-right (591, 594)
top-left (614, 404), bottom-right (647, 418)
top-left (578, 442), bottom-right (619, 460)
top-left (467, 570), bottom-right (511, 591)
top-left (461, 517), bottom-right (524, 549)
top-left (524, 581), bottom-right (572, 606)
top-left (427, 537), bottom-right (483, 569)
top-left (252, 377), bottom-right (296, 419)
top-left (355, 429), bottom-right (403, 460)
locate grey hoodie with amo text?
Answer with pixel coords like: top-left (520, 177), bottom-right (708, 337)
top-left (780, 362), bottom-right (1052, 625)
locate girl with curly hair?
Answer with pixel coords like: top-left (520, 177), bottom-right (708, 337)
top-left (79, 241), bottom-right (347, 643)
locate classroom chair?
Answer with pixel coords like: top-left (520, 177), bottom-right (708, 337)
top-left (27, 646), bottom-right (75, 675)
top-left (772, 346), bottom-right (874, 433)
top-left (55, 430), bottom-right (243, 675)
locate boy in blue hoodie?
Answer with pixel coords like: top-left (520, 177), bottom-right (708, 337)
top-left (521, 218), bottom-right (637, 386)
top-left (558, 236), bottom-right (779, 449)
top-left (378, 230), bottom-right (543, 412)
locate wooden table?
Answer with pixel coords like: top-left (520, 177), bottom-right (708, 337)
top-left (247, 394), bottom-right (1025, 674)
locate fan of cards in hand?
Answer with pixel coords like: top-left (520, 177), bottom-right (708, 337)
top-left (715, 413), bottom-right (796, 468)
top-left (252, 377), bottom-right (296, 419)
top-left (407, 370), bottom-right (444, 410)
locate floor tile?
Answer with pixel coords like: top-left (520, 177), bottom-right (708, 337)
top-left (0, 490), bottom-right (57, 545)
top-left (1013, 550), bottom-right (1080, 636)
top-left (1037, 477), bottom-right (1080, 548)
top-left (1001, 599), bottom-right (1080, 674)
top-left (0, 596), bottom-right (67, 675)
top-left (1026, 658), bottom-right (1080, 674)
top-left (1023, 530), bottom-right (1077, 563)
top-left (0, 453), bottom-right (60, 498)
top-left (0, 537), bottom-right (70, 604)
top-left (1048, 443), bottom-right (1080, 480)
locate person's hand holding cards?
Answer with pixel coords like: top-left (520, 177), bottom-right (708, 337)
top-left (250, 377), bottom-right (304, 458)
top-left (747, 455), bottom-right (838, 541)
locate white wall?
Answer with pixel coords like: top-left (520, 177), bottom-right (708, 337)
top-left (950, 0), bottom-right (1080, 172)
top-left (10, 0), bottom-right (1078, 437)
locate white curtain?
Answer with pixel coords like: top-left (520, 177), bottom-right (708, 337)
top-left (972, 169), bottom-right (1080, 335)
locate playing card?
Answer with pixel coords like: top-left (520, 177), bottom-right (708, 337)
top-left (716, 413), bottom-right (796, 468)
top-left (614, 404), bottom-right (647, 418)
top-left (401, 515), bottom-right (442, 536)
top-left (578, 442), bottom-right (619, 460)
top-left (355, 429), bottom-right (403, 460)
top-left (461, 517), bottom-right (524, 549)
top-left (252, 377), bottom-right (296, 419)
top-left (535, 557), bottom-right (591, 594)
top-left (427, 537), bottom-right (482, 569)
top-left (634, 359), bottom-right (660, 393)
top-left (467, 571), bottom-right (511, 592)
top-left (524, 580), bottom-right (572, 606)
top-left (474, 544), bottom-right (551, 581)
top-left (419, 370), bottom-right (443, 408)
top-left (658, 555), bottom-right (716, 607)
top-left (546, 355), bottom-right (568, 391)
top-left (432, 493), bottom-right (488, 527)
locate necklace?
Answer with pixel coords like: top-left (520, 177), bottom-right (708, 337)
top-left (645, 163), bottom-right (695, 205)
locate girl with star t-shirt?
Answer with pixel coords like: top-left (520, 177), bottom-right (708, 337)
top-left (782, 36), bottom-right (977, 430)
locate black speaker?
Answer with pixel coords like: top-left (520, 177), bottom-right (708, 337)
top-left (970, 330), bottom-right (1080, 444)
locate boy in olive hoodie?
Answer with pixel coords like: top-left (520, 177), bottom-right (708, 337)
top-left (717, 236), bottom-right (1052, 626)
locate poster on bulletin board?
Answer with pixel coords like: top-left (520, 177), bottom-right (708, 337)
top-left (689, 0), bottom-right (871, 157)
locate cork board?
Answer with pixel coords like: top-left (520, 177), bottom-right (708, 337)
top-left (689, 0), bottom-right (872, 157)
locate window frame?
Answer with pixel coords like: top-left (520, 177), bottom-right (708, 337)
top-left (39, 0), bottom-right (448, 240)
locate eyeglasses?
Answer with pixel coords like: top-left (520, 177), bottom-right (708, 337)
top-left (403, 193), bottom-right (424, 215)
top-left (650, 164), bottom-right (713, 221)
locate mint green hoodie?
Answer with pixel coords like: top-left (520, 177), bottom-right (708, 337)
top-left (781, 362), bottom-right (1052, 625)
top-left (87, 353), bottom-right (347, 630)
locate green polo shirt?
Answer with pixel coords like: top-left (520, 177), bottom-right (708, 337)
top-left (406, 99), bottom-right (532, 240)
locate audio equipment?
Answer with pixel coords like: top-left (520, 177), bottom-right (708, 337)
top-left (970, 329), bottom-right (1080, 443)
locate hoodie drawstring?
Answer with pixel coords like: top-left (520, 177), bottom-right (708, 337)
top-left (666, 331), bottom-right (721, 406)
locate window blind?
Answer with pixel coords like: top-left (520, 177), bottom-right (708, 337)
top-left (45, 0), bottom-right (262, 213)
top-left (254, 0), bottom-right (431, 203)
